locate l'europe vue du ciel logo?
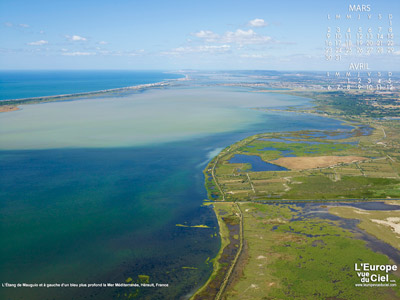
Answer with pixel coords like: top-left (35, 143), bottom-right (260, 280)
top-left (355, 263), bottom-right (398, 286)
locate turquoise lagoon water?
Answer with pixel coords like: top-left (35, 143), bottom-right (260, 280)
top-left (0, 86), bottom-right (353, 299)
top-left (0, 70), bottom-right (182, 100)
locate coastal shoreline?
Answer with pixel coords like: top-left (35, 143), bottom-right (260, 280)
top-left (196, 87), bottom-right (400, 299)
top-left (0, 73), bottom-right (188, 110)
top-left (193, 90), bottom-right (355, 298)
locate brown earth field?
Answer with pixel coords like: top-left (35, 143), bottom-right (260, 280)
top-left (0, 105), bottom-right (19, 113)
top-left (271, 155), bottom-right (368, 170)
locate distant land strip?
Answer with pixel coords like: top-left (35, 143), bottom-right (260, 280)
top-left (0, 80), bottom-right (174, 105)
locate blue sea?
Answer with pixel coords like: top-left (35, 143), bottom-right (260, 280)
top-left (0, 73), bottom-right (355, 299)
top-left (0, 70), bottom-right (182, 100)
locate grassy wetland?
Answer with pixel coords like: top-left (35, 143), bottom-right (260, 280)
top-left (205, 122), bottom-right (400, 202)
top-left (201, 89), bottom-right (400, 299)
top-left (226, 202), bottom-right (400, 300)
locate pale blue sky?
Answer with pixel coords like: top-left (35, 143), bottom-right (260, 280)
top-left (1, 0), bottom-right (399, 70)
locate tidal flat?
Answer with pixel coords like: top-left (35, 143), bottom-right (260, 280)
top-left (0, 85), bottom-right (354, 299)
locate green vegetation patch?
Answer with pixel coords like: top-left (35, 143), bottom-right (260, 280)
top-left (238, 140), bottom-right (355, 161)
top-left (269, 218), bottom-right (399, 299)
top-left (284, 176), bottom-right (400, 200)
top-left (225, 203), bottom-right (400, 300)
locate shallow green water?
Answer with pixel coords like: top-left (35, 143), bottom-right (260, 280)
top-left (0, 87), bottom-right (307, 150)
